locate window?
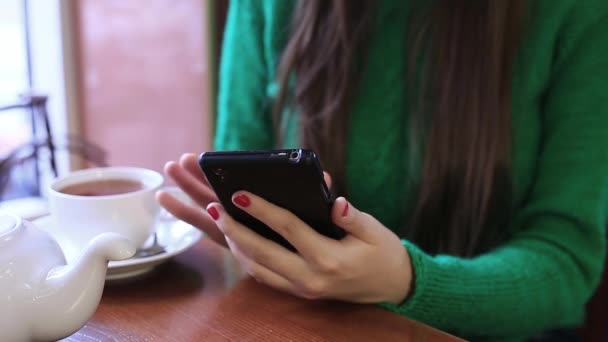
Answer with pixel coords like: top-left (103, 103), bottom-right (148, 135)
top-left (0, 0), bottom-right (31, 156)
top-left (1, 0), bottom-right (105, 202)
top-left (0, 0), bottom-right (38, 200)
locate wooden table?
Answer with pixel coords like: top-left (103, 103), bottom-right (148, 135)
top-left (64, 239), bottom-right (463, 342)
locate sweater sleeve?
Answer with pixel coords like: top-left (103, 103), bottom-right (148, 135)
top-left (381, 8), bottom-right (608, 340)
top-left (214, 0), bottom-right (274, 151)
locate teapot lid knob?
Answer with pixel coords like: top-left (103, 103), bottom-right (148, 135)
top-left (0, 211), bottom-right (19, 237)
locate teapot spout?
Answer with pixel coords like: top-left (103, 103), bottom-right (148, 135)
top-left (31, 233), bottom-right (135, 341)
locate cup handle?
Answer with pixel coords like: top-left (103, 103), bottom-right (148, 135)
top-left (158, 186), bottom-right (193, 222)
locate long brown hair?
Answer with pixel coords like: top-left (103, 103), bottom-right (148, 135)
top-left (274, 1), bottom-right (527, 257)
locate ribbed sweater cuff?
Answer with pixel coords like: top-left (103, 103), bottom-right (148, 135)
top-left (378, 239), bottom-right (431, 317)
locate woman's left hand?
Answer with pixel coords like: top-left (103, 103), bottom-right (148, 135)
top-left (206, 191), bottom-right (413, 304)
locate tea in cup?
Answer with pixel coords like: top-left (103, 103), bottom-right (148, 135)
top-left (48, 167), bottom-right (163, 262)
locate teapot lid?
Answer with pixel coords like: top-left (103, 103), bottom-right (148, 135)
top-left (0, 212), bottom-right (17, 237)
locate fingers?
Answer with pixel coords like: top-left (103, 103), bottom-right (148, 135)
top-left (225, 236), bottom-right (297, 294)
top-left (230, 191), bottom-right (336, 260)
top-left (156, 190), bottom-right (227, 247)
top-left (180, 153), bottom-right (208, 184)
top-left (208, 202), bottom-right (312, 284)
top-left (164, 160), bottom-right (216, 208)
top-left (323, 171), bottom-right (332, 190)
top-left (331, 197), bottom-right (378, 244)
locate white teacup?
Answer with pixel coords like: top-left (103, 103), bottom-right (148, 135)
top-left (48, 167), bottom-right (163, 261)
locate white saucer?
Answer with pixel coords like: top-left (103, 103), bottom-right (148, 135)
top-left (33, 215), bottom-right (204, 281)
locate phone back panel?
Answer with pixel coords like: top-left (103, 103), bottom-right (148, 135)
top-left (199, 149), bottom-right (345, 251)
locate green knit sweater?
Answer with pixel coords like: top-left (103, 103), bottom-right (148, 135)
top-left (214, 1), bottom-right (608, 340)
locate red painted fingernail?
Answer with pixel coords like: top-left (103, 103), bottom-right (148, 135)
top-left (342, 202), bottom-right (349, 217)
top-left (208, 207), bottom-right (219, 220)
top-left (234, 194), bottom-right (251, 207)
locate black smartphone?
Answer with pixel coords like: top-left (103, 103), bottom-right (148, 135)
top-left (198, 149), bottom-right (346, 251)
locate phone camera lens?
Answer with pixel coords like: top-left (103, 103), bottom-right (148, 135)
top-left (213, 168), bottom-right (224, 176)
top-left (289, 150), bottom-right (301, 162)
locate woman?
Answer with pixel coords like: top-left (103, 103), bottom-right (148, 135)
top-left (158, 1), bottom-right (608, 340)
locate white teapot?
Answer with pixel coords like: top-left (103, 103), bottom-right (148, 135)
top-left (0, 210), bottom-right (135, 342)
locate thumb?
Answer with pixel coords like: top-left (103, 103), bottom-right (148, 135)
top-left (332, 197), bottom-right (377, 243)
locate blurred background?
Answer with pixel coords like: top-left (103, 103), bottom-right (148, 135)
top-left (0, 0), bottom-right (228, 202)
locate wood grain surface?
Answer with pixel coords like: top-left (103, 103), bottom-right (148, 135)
top-left (63, 239), bottom-right (463, 342)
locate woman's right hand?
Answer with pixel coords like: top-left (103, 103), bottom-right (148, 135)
top-left (156, 153), bottom-right (228, 247)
